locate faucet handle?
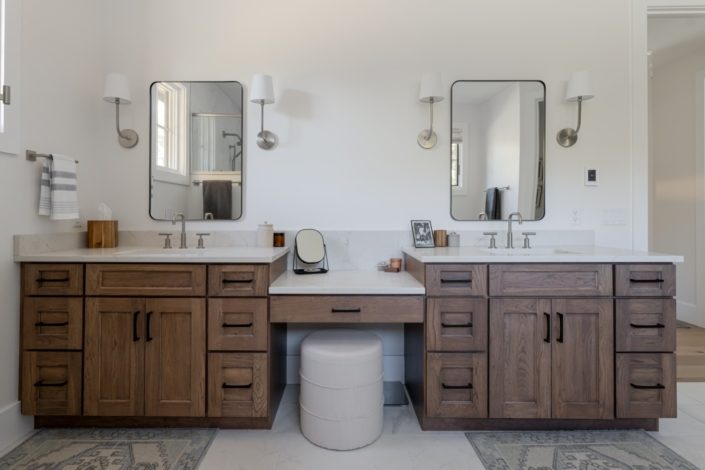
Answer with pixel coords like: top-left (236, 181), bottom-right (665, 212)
top-left (483, 232), bottom-right (498, 249)
top-left (158, 233), bottom-right (173, 249)
top-left (196, 233), bottom-right (210, 249)
top-left (521, 232), bottom-right (536, 249)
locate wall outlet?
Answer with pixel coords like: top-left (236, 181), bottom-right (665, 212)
top-left (584, 167), bottom-right (599, 186)
top-left (570, 209), bottom-right (581, 225)
top-left (72, 219), bottom-right (85, 230)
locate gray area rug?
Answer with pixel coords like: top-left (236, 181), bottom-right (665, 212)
top-left (466, 430), bottom-right (698, 469)
top-left (0, 428), bottom-right (216, 469)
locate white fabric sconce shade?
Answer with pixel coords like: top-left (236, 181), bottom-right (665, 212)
top-left (417, 73), bottom-right (444, 149)
top-left (250, 74), bottom-right (277, 150)
top-left (103, 73), bottom-right (132, 104)
top-left (565, 70), bottom-right (594, 102)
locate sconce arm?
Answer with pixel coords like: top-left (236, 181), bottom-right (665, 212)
top-left (574, 96), bottom-right (583, 134)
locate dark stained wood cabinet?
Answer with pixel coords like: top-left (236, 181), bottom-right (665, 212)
top-left (208, 353), bottom-right (268, 418)
top-left (426, 353), bottom-right (487, 418)
top-left (21, 351), bottom-right (82, 416)
top-left (427, 298), bottom-right (487, 352)
top-left (616, 353), bottom-right (676, 418)
top-left (489, 264), bottom-right (612, 297)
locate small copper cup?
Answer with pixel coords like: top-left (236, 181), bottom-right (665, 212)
top-left (390, 258), bottom-right (402, 270)
top-left (434, 230), bottom-right (448, 247)
top-left (273, 232), bottom-right (286, 247)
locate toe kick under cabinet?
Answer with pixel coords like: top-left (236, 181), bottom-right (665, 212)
top-left (404, 258), bottom-right (678, 431)
top-left (20, 259), bottom-right (287, 428)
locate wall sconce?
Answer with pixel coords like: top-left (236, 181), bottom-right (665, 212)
top-left (250, 74), bottom-right (277, 150)
top-left (417, 72), bottom-right (444, 149)
top-left (556, 71), bottom-right (594, 148)
top-left (103, 73), bottom-right (139, 148)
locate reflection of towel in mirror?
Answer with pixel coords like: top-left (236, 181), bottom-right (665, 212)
top-left (484, 187), bottom-right (502, 220)
top-left (202, 181), bottom-right (232, 220)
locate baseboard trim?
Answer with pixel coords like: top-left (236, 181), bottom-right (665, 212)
top-left (676, 300), bottom-right (705, 328)
top-left (0, 401), bottom-right (34, 457)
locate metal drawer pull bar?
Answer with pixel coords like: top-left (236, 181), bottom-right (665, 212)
top-left (557, 312), bottom-right (564, 343)
top-left (222, 322), bottom-right (253, 328)
top-left (629, 278), bottom-right (663, 283)
top-left (222, 382), bottom-right (252, 389)
top-left (544, 312), bottom-right (551, 343)
top-left (441, 322), bottom-right (472, 328)
top-left (34, 380), bottom-right (68, 387)
top-left (146, 312), bottom-right (153, 342)
top-left (630, 383), bottom-right (666, 390)
top-left (222, 278), bottom-right (254, 284)
top-left (441, 383), bottom-right (473, 390)
top-left (35, 277), bottom-right (69, 283)
top-left (440, 279), bottom-right (472, 284)
top-left (331, 308), bottom-right (361, 313)
top-left (630, 322), bottom-right (665, 329)
top-left (35, 321), bottom-right (69, 327)
top-left (132, 311), bottom-right (140, 342)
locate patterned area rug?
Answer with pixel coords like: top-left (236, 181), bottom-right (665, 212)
top-left (466, 430), bottom-right (698, 469)
top-left (0, 428), bottom-right (216, 469)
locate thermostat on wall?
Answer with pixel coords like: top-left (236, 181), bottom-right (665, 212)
top-left (585, 167), bottom-right (599, 186)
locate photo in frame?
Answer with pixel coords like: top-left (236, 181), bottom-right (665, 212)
top-left (410, 220), bottom-right (435, 248)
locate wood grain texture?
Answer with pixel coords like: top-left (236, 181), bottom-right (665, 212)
top-left (86, 221), bottom-right (118, 249)
top-left (417, 417), bottom-right (659, 431)
top-left (208, 353), bottom-right (268, 418)
top-left (84, 298), bottom-right (145, 416)
top-left (22, 297), bottom-right (83, 350)
top-left (551, 298), bottom-right (614, 419)
top-left (426, 264), bottom-right (487, 297)
top-left (21, 351), bottom-right (82, 416)
top-left (404, 322), bottom-right (426, 425)
top-left (86, 264), bottom-right (206, 296)
top-left (426, 352), bottom-right (487, 418)
top-left (489, 264), bottom-right (613, 297)
top-left (616, 353), bottom-right (676, 418)
top-left (270, 295), bottom-right (424, 323)
top-left (616, 299), bottom-right (676, 352)
top-left (208, 298), bottom-right (268, 352)
top-left (489, 299), bottom-right (551, 419)
top-left (35, 415), bottom-right (273, 429)
top-left (208, 265), bottom-right (268, 297)
top-left (144, 298), bottom-right (206, 417)
top-left (404, 255), bottom-right (425, 285)
top-left (23, 264), bottom-right (83, 296)
top-left (427, 298), bottom-right (487, 352)
top-left (615, 264), bottom-right (676, 297)
top-left (269, 256), bottom-right (288, 285)
top-left (268, 323), bottom-right (287, 420)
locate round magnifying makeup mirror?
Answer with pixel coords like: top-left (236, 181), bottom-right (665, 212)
top-left (294, 229), bottom-right (328, 274)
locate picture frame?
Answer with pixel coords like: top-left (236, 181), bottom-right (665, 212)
top-left (410, 220), bottom-right (435, 248)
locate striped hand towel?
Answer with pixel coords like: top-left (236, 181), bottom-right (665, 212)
top-left (38, 154), bottom-right (79, 220)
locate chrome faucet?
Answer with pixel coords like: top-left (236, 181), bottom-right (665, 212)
top-left (172, 213), bottom-right (187, 249)
top-left (506, 212), bottom-right (523, 249)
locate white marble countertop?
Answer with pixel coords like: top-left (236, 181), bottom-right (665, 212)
top-left (14, 246), bottom-right (290, 264)
top-left (269, 270), bottom-right (425, 295)
top-left (402, 245), bottom-right (684, 264)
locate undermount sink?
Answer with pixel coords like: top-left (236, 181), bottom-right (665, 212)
top-left (482, 247), bottom-right (577, 255)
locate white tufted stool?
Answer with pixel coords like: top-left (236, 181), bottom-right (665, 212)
top-left (299, 329), bottom-right (384, 450)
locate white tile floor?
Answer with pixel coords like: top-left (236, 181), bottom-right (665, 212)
top-left (198, 383), bottom-right (705, 469)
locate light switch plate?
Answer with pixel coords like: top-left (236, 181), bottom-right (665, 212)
top-left (585, 167), bottom-right (599, 186)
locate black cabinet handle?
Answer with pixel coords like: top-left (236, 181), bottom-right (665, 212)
top-left (440, 279), bottom-right (471, 284)
top-left (34, 380), bottom-right (68, 387)
top-left (222, 382), bottom-right (252, 389)
top-left (441, 383), bottom-right (473, 390)
top-left (331, 308), bottom-right (361, 313)
top-left (630, 322), bottom-right (665, 329)
top-left (630, 383), bottom-right (666, 390)
top-left (35, 277), bottom-right (69, 284)
top-left (35, 321), bottom-right (69, 327)
top-left (544, 312), bottom-right (551, 343)
top-left (441, 322), bottom-right (472, 328)
top-left (133, 311), bottom-right (140, 342)
top-left (629, 278), bottom-right (663, 283)
top-left (557, 312), bottom-right (564, 343)
top-left (222, 322), bottom-right (253, 328)
top-left (222, 279), bottom-right (254, 284)
top-left (146, 312), bottom-right (153, 342)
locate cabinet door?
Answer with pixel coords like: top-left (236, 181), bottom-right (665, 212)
top-left (84, 298), bottom-right (145, 416)
top-left (489, 299), bottom-right (551, 418)
top-left (552, 299), bottom-right (613, 419)
top-left (144, 298), bottom-right (206, 417)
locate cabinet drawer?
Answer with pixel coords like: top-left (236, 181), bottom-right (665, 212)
top-left (23, 297), bottom-right (83, 350)
top-left (208, 353), bottom-right (268, 417)
top-left (616, 299), bottom-right (676, 352)
top-left (86, 264), bottom-right (206, 296)
top-left (427, 298), bottom-right (487, 352)
top-left (23, 264), bottom-right (83, 296)
top-left (270, 295), bottom-right (424, 323)
top-left (426, 353), bottom-right (487, 418)
top-left (21, 351), bottom-right (82, 416)
top-left (616, 353), bottom-right (676, 418)
top-left (426, 264), bottom-right (487, 297)
top-left (615, 264), bottom-right (676, 297)
top-left (208, 299), bottom-right (268, 351)
top-left (208, 265), bottom-right (268, 297)
top-left (489, 264), bottom-right (612, 297)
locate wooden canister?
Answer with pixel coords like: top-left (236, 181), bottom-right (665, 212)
top-left (87, 221), bottom-right (118, 248)
top-left (433, 229), bottom-right (448, 247)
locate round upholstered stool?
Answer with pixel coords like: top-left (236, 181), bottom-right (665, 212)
top-left (300, 329), bottom-right (383, 451)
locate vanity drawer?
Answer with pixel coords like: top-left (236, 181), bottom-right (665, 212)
top-left (426, 298), bottom-right (487, 352)
top-left (21, 351), bottom-right (82, 416)
top-left (208, 353), bottom-right (268, 418)
top-left (616, 299), bottom-right (676, 352)
top-left (426, 264), bottom-right (487, 297)
top-left (22, 297), bottom-right (83, 350)
top-left (270, 295), bottom-right (424, 323)
top-left (208, 299), bottom-right (268, 352)
top-left (615, 264), bottom-right (676, 297)
top-left (489, 264), bottom-right (612, 297)
top-left (23, 264), bottom-right (83, 296)
top-left (208, 265), bottom-right (269, 297)
top-left (616, 353), bottom-right (676, 418)
top-left (86, 264), bottom-right (206, 296)
top-left (426, 352), bottom-right (487, 418)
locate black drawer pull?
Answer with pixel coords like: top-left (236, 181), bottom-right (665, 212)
top-left (441, 322), bottom-right (472, 328)
top-left (34, 380), bottom-right (68, 388)
top-left (630, 383), bottom-right (666, 390)
top-left (35, 277), bottom-right (69, 283)
top-left (133, 311), bottom-right (140, 342)
top-left (544, 312), bottom-right (551, 343)
top-left (630, 322), bottom-right (665, 329)
top-left (629, 278), bottom-right (663, 283)
top-left (440, 279), bottom-right (471, 284)
top-left (222, 279), bottom-right (254, 284)
top-left (35, 321), bottom-right (69, 327)
top-left (557, 312), bottom-right (564, 343)
top-left (441, 383), bottom-right (473, 390)
top-left (331, 308), bottom-right (361, 313)
top-left (146, 312), bottom-right (153, 342)
top-left (223, 382), bottom-right (252, 389)
top-left (222, 322), bottom-right (253, 328)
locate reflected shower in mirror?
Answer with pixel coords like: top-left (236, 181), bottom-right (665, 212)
top-left (450, 81), bottom-right (545, 221)
top-left (150, 81), bottom-right (243, 221)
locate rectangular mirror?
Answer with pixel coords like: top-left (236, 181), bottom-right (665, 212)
top-left (450, 80), bottom-right (545, 221)
top-left (150, 81), bottom-right (243, 221)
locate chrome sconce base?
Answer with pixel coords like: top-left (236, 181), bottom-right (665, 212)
top-left (118, 128), bottom-right (139, 149)
top-left (256, 130), bottom-right (278, 150)
top-left (556, 127), bottom-right (578, 148)
top-left (417, 130), bottom-right (438, 149)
